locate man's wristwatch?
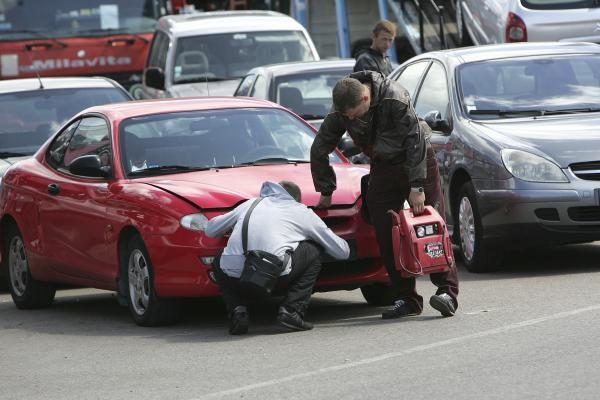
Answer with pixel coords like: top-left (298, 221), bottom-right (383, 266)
top-left (410, 187), bottom-right (424, 193)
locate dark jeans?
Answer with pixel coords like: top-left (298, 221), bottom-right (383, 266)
top-left (212, 241), bottom-right (323, 317)
top-left (367, 145), bottom-right (459, 312)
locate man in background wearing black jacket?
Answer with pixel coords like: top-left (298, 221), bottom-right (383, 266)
top-left (354, 20), bottom-right (396, 77)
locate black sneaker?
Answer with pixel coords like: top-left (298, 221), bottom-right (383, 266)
top-left (229, 306), bottom-right (249, 335)
top-left (277, 307), bottom-right (313, 331)
top-left (381, 300), bottom-right (421, 319)
top-left (429, 293), bottom-right (456, 317)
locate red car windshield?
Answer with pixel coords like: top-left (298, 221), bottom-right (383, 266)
top-left (0, 87), bottom-right (130, 157)
top-left (0, 0), bottom-right (168, 40)
top-left (119, 108), bottom-right (341, 176)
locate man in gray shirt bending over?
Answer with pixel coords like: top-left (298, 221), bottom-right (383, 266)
top-left (205, 180), bottom-right (350, 335)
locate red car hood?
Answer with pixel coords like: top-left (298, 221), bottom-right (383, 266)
top-left (141, 163), bottom-right (369, 209)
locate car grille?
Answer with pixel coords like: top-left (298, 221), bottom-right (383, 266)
top-left (535, 208), bottom-right (560, 221)
top-left (570, 161), bottom-right (600, 181)
top-left (320, 258), bottom-right (377, 277)
top-left (568, 206), bottom-right (600, 222)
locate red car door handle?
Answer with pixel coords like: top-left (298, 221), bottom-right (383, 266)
top-left (47, 183), bottom-right (60, 195)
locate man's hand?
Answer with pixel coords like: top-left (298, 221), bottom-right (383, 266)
top-left (316, 194), bottom-right (332, 209)
top-left (408, 191), bottom-right (426, 215)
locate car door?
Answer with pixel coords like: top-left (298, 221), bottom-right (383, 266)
top-left (38, 116), bottom-right (119, 284)
top-left (411, 61), bottom-right (454, 218)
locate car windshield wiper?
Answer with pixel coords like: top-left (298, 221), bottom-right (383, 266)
top-left (0, 151), bottom-right (29, 158)
top-left (240, 158), bottom-right (310, 166)
top-left (128, 165), bottom-right (211, 176)
top-left (173, 77), bottom-right (230, 84)
top-left (469, 109), bottom-right (544, 117)
top-left (300, 114), bottom-right (325, 120)
top-left (470, 108), bottom-right (600, 118)
top-left (9, 30), bottom-right (67, 48)
top-left (538, 107), bottom-right (600, 116)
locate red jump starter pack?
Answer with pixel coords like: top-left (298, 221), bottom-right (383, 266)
top-left (389, 206), bottom-right (453, 277)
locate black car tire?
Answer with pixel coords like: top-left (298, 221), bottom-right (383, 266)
top-left (360, 283), bottom-right (397, 306)
top-left (455, 182), bottom-right (499, 273)
top-left (125, 235), bottom-right (181, 326)
top-left (4, 224), bottom-right (56, 309)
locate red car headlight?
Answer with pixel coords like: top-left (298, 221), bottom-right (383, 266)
top-left (180, 213), bottom-right (209, 231)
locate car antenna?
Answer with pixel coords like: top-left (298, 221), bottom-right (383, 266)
top-left (22, 46), bottom-right (44, 89)
top-left (34, 68), bottom-right (44, 89)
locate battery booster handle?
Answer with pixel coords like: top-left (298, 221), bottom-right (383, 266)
top-left (388, 209), bottom-right (425, 275)
top-left (388, 207), bottom-right (453, 276)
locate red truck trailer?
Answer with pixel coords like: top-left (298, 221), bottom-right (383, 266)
top-left (0, 0), bottom-right (183, 88)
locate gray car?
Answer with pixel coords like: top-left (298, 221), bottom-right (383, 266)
top-left (389, 42), bottom-right (600, 272)
top-left (234, 59), bottom-right (355, 128)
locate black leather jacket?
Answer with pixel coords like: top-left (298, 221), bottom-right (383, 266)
top-left (354, 48), bottom-right (393, 76)
top-left (310, 71), bottom-right (426, 196)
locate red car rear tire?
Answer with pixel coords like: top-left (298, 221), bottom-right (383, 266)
top-left (5, 224), bottom-right (55, 309)
top-left (125, 235), bottom-right (181, 326)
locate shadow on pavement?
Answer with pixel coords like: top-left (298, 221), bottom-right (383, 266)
top-left (0, 287), bottom-right (388, 342)
top-left (454, 242), bottom-right (600, 281)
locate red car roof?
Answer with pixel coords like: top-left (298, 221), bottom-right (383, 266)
top-left (88, 96), bottom-right (279, 120)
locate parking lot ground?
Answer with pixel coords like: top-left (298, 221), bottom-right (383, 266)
top-left (1, 242), bottom-right (600, 400)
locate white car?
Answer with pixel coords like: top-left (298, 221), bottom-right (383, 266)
top-left (457, 0), bottom-right (600, 46)
top-left (134, 10), bottom-right (320, 99)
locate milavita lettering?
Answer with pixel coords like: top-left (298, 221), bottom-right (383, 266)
top-left (21, 56), bottom-right (131, 72)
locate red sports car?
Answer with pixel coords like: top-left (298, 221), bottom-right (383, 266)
top-left (0, 97), bottom-right (390, 326)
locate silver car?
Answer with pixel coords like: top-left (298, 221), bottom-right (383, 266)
top-left (457, 0), bottom-right (600, 46)
top-left (389, 42), bottom-right (600, 272)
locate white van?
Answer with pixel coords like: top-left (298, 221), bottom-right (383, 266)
top-left (135, 10), bottom-right (320, 99)
top-left (457, 0), bottom-right (600, 46)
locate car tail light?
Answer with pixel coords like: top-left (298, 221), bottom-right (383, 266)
top-left (505, 12), bottom-right (527, 42)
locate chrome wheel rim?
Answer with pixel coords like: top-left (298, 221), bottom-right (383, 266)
top-left (458, 196), bottom-right (476, 262)
top-left (8, 235), bottom-right (28, 297)
top-left (128, 249), bottom-right (150, 316)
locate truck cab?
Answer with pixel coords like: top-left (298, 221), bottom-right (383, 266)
top-left (0, 0), bottom-right (171, 88)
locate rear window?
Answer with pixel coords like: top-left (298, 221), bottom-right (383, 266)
top-left (521, 0), bottom-right (599, 10)
top-left (0, 87), bottom-right (129, 156)
top-left (173, 31), bottom-right (315, 83)
top-left (274, 68), bottom-right (351, 119)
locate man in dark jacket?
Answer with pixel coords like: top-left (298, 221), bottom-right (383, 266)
top-left (310, 71), bottom-right (459, 319)
top-left (354, 20), bottom-right (396, 76)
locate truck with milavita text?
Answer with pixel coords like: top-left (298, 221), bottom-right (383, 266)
top-left (0, 0), bottom-right (184, 88)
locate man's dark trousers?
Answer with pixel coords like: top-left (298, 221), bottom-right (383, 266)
top-left (212, 241), bottom-right (323, 316)
top-left (367, 145), bottom-right (459, 312)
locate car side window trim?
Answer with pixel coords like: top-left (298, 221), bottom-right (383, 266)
top-left (46, 118), bottom-right (82, 170)
top-left (394, 59), bottom-right (431, 99)
top-left (54, 113), bottom-right (114, 180)
top-left (413, 60), bottom-right (453, 129)
top-left (235, 74), bottom-right (257, 97)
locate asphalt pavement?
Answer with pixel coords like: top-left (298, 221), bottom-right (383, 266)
top-left (1, 242), bottom-right (600, 400)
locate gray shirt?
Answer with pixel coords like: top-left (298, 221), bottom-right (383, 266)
top-left (205, 182), bottom-right (350, 278)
